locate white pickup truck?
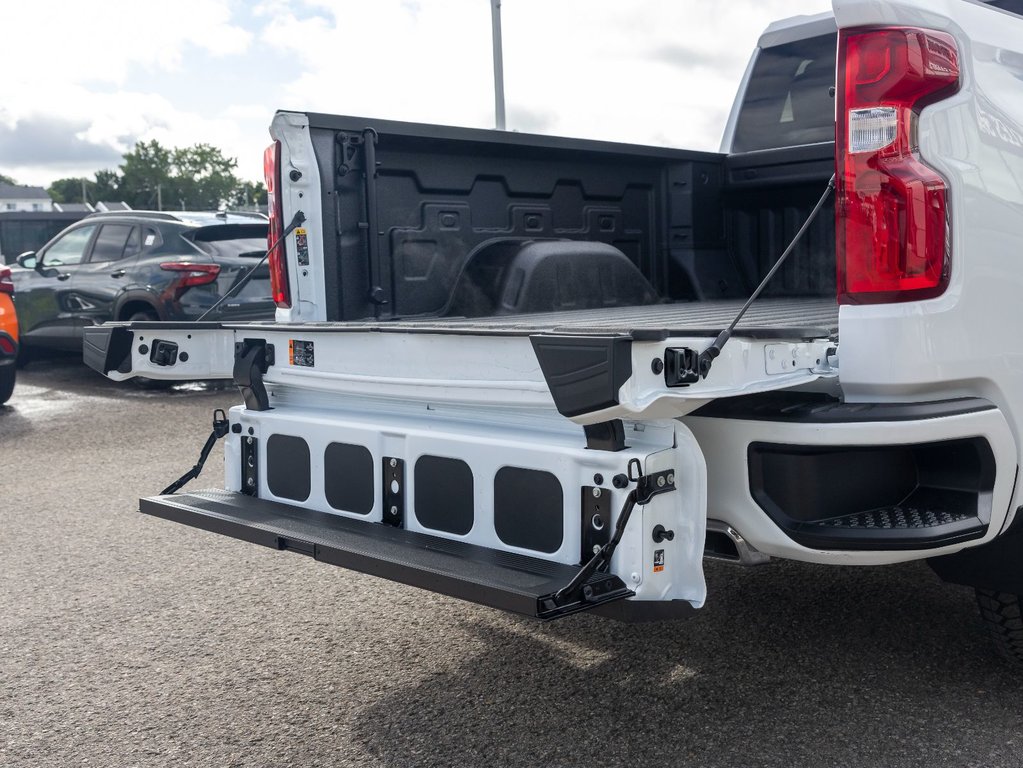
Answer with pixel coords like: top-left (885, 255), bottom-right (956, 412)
top-left (86, 0), bottom-right (1023, 663)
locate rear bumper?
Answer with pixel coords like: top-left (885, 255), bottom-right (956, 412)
top-left (685, 394), bottom-right (1019, 565)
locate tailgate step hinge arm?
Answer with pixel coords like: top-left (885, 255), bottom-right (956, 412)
top-left (539, 459), bottom-right (676, 619)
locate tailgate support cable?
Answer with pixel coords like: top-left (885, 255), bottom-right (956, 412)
top-left (697, 173), bottom-right (836, 379)
top-left (196, 211), bottom-right (306, 321)
top-left (549, 459), bottom-right (675, 610)
top-left (161, 409), bottom-right (230, 495)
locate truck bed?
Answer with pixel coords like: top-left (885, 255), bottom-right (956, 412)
top-left (254, 297), bottom-right (838, 340)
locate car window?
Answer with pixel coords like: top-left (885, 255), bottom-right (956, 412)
top-left (125, 226), bottom-right (142, 258)
top-left (142, 227), bottom-right (163, 250)
top-left (731, 33), bottom-right (837, 153)
top-left (40, 225), bottom-right (98, 267)
top-left (89, 224), bottom-right (137, 263)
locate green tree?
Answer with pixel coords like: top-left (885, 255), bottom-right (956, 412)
top-left (48, 177), bottom-right (93, 204)
top-left (231, 180), bottom-right (267, 209)
top-left (93, 169), bottom-right (121, 203)
top-left (43, 141), bottom-right (261, 212)
top-left (171, 143), bottom-right (239, 210)
top-left (0, 172), bottom-right (15, 186)
top-left (118, 140), bottom-right (173, 209)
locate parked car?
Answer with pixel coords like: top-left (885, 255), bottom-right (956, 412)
top-left (11, 211), bottom-right (272, 358)
top-left (0, 264), bottom-right (17, 403)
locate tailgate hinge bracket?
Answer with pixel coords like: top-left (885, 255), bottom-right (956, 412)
top-left (541, 459), bottom-right (675, 619)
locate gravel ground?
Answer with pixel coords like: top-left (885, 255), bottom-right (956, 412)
top-left (2, 356), bottom-right (1022, 768)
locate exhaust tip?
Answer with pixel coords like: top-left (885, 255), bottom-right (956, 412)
top-left (705, 520), bottom-right (770, 566)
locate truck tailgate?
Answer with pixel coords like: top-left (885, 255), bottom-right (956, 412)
top-left (85, 297), bottom-right (838, 423)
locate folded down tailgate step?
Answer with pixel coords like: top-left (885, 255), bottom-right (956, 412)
top-left (141, 489), bottom-right (634, 619)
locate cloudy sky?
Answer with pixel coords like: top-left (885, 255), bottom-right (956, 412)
top-left (0, 0), bottom-right (831, 189)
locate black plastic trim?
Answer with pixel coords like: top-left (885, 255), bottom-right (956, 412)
top-left (531, 335), bottom-right (632, 417)
top-left (691, 392), bottom-right (996, 424)
top-left (748, 438), bottom-right (995, 551)
top-left (302, 111), bottom-right (723, 164)
top-left (83, 325), bottom-right (134, 375)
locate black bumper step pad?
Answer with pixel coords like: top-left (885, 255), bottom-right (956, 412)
top-left (140, 490), bottom-right (633, 619)
top-left (810, 506), bottom-right (972, 531)
top-left (790, 505), bottom-right (986, 551)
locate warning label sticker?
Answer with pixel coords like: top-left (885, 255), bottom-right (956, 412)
top-left (289, 339), bottom-right (314, 367)
top-left (653, 549), bottom-right (665, 573)
top-left (295, 227), bottom-right (310, 266)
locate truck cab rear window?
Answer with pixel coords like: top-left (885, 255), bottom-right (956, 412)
top-left (732, 33), bottom-right (836, 153)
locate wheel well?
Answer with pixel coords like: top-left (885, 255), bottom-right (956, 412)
top-left (118, 299), bottom-right (158, 321)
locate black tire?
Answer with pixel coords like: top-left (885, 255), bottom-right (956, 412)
top-left (15, 342), bottom-right (31, 368)
top-left (0, 362), bottom-right (14, 404)
top-left (127, 310), bottom-right (173, 390)
top-left (976, 588), bottom-right (1023, 666)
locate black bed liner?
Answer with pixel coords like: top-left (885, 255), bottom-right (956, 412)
top-left (213, 297), bottom-right (839, 341)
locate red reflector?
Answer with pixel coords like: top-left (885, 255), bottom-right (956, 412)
top-left (0, 337), bottom-right (13, 355)
top-left (0, 266), bottom-right (13, 295)
top-left (264, 140), bottom-right (290, 309)
top-left (836, 27), bottom-right (960, 305)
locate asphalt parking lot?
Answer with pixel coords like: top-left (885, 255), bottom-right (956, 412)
top-left (2, 356), bottom-right (1022, 767)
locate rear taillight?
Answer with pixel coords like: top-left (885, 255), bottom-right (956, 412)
top-left (836, 27), bottom-right (960, 305)
top-left (0, 266), bottom-right (12, 295)
top-left (160, 262), bottom-right (220, 300)
top-left (264, 140), bottom-right (290, 308)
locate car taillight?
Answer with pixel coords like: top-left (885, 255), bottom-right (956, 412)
top-left (264, 140), bottom-right (290, 308)
top-left (836, 27), bottom-right (960, 305)
top-left (160, 262), bottom-right (220, 300)
top-left (0, 266), bottom-right (13, 295)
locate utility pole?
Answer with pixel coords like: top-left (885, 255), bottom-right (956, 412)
top-left (490, 0), bottom-right (506, 130)
top-left (156, 183), bottom-right (162, 212)
top-left (80, 177), bottom-right (88, 206)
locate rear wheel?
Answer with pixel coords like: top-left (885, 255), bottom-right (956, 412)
top-left (0, 362), bottom-right (14, 404)
top-left (975, 588), bottom-right (1023, 666)
top-left (127, 310), bottom-right (173, 390)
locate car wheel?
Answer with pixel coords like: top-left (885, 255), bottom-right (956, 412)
top-left (127, 310), bottom-right (174, 390)
top-left (0, 363), bottom-right (14, 404)
top-left (976, 588), bottom-right (1023, 667)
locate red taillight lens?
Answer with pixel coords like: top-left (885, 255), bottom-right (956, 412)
top-left (836, 27), bottom-right (960, 305)
top-left (160, 262), bottom-right (221, 287)
top-left (264, 140), bottom-right (290, 309)
top-left (0, 266), bottom-right (13, 295)
top-left (160, 262), bottom-right (220, 300)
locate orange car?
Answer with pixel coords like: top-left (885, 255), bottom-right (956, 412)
top-left (0, 264), bottom-right (17, 404)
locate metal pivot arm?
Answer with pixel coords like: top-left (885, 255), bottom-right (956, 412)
top-left (546, 459), bottom-right (676, 614)
top-left (161, 409), bottom-right (230, 495)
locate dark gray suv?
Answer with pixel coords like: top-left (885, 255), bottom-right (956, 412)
top-left (11, 211), bottom-right (272, 357)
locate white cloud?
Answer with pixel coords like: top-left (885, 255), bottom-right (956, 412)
top-left (0, 0), bottom-right (835, 187)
